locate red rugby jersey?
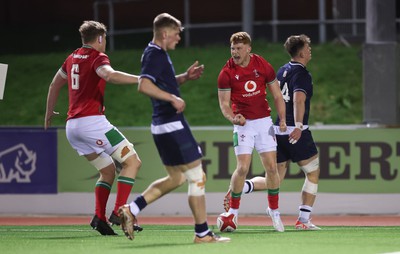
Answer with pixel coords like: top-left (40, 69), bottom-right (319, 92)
top-left (217, 54), bottom-right (276, 119)
top-left (61, 46), bottom-right (110, 120)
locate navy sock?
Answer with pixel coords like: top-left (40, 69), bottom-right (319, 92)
top-left (134, 195), bottom-right (148, 211)
top-left (195, 222), bottom-right (209, 235)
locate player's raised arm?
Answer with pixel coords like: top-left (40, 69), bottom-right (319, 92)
top-left (44, 70), bottom-right (67, 130)
top-left (176, 60), bottom-right (204, 85)
top-left (96, 65), bottom-right (139, 85)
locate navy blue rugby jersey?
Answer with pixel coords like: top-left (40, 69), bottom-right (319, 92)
top-left (140, 42), bottom-right (180, 124)
top-left (275, 61), bottom-right (313, 126)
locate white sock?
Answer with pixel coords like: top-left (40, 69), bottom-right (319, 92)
top-left (129, 201), bottom-right (140, 216)
top-left (242, 180), bottom-right (254, 194)
top-left (298, 205), bottom-right (312, 222)
top-left (228, 208), bottom-right (239, 217)
top-left (197, 229), bottom-right (210, 237)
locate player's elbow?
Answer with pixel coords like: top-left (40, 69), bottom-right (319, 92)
top-left (102, 73), bottom-right (113, 83)
top-left (137, 83), bottom-right (145, 94)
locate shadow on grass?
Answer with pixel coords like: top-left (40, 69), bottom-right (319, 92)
top-left (27, 235), bottom-right (99, 240)
top-left (117, 242), bottom-right (194, 249)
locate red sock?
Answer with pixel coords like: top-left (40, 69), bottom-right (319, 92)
top-left (230, 192), bottom-right (242, 209)
top-left (267, 189), bottom-right (279, 210)
top-left (95, 181), bottom-right (111, 221)
top-left (113, 176), bottom-right (135, 214)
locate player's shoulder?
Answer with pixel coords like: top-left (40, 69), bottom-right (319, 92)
top-left (279, 62), bottom-right (306, 75)
top-left (250, 53), bottom-right (267, 63)
top-left (289, 62), bottom-right (307, 71)
top-left (251, 54), bottom-right (274, 70)
top-left (143, 43), bottom-right (166, 62)
top-left (223, 58), bottom-right (235, 69)
top-left (146, 43), bottom-right (164, 54)
top-left (291, 64), bottom-right (310, 80)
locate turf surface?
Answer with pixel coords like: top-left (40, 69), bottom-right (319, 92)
top-left (1, 224), bottom-right (399, 254)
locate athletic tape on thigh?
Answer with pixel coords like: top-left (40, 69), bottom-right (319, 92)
top-left (111, 139), bottom-right (136, 163)
top-left (184, 164), bottom-right (206, 196)
top-left (300, 157), bottom-right (319, 173)
top-left (89, 152), bottom-right (113, 171)
top-left (302, 178), bottom-right (318, 195)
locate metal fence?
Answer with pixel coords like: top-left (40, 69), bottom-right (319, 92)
top-left (94, 0), bottom-right (399, 51)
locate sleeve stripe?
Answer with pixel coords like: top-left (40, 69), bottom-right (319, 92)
top-left (58, 68), bottom-right (67, 79)
top-left (266, 78), bottom-right (277, 85)
top-left (294, 88), bottom-right (307, 95)
top-left (140, 74), bottom-right (156, 83)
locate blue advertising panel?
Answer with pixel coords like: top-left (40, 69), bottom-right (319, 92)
top-left (0, 127), bottom-right (57, 193)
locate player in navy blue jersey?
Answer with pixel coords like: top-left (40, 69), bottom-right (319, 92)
top-left (118, 13), bottom-right (230, 243)
top-left (224, 34), bottom-right (321, 230)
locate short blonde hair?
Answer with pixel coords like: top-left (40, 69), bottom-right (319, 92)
top-left (79, 20), bottom-right (107, 44)
top-left (153, 13), bottom-right (183, 34)
top-left (230, 32), bottom-right (252, 45)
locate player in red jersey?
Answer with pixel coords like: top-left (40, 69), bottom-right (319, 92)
top-left (217, 31), bottom-right (287, 232)
top-left (227, 35), bottom-right (321, 230)
top-left (44, 20), bottom-right (142, 236)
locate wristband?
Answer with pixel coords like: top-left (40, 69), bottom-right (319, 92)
top-left (295, 122), bottom-right (303, 130)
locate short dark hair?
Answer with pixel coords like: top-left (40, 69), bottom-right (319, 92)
top-left (284, 34), bottom-right (311, 57)
top-left (153, 13), bottom-right (183, 33)
top-left (230, 32), bottom-right (252, 45)
top-left (79, 20), bottom-right (107, 44)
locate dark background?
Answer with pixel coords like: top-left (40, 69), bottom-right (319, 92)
top-left (0, 0), bottom-right (381, 55)
top-left (1, 0), bottom-right (399, 53)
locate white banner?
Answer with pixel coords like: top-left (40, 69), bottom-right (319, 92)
top-left (0, 63), bottom-right (8, 100)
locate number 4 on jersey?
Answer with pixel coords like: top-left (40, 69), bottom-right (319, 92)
top-left (279, 81), bottom-right (290, 103)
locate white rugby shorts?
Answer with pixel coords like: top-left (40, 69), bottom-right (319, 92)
top-left (66, 115), bottom-right (127, 156)
top-left (233, 116), bottom-right (277, 155)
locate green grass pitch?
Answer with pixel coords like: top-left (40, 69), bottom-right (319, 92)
top-left (1, 224), bottom-right (399, 254)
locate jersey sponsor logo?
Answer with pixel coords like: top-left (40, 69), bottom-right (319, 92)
top-left (73, 54), bottom-right (89, 59)
top-left (242, 80), bottom-right (260, 97)
top-left (244, 81), bottom-right (257, 92)
top-left (0, 144), bottom-right (37, 183)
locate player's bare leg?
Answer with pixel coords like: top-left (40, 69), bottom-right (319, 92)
top-left (260, 152), bottom-right (284, 232)
top-left (242, 161), bottom-right (287, 193)
top-left (180, 161), bottom-right (230, 243)
top-left (295, 154), bottom-right (321, 230)
top-left (109, 154), bottom-right (142, 226)
top-left (85, 153), bottom-right (118, 235)
top-left (227, 154), bottom-right (252, 216)
top-left (141, 166), bottom-right (186, 204)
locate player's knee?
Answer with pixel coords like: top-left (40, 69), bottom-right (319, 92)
top-left (300, 157), bottom-right (319, 174)
top-left (111, 139), bottom-right (137, 164)
top-left (99, 166), bottom-right (116, 180)
top-left (177, 173), bottom-right (186, 186)
top-left (265, 166), bottom-right (278, 176)
top-left (184, 164), bottom-right (206, 196)
top-left (89, 152), bottom-right (113, 171)
top-left (125, 154), bottom-right (142, 170)
top-left (306, 168), bottom-right (320, 183)
top-left (235, 164), bottom-right (250, 177)
top-left (302, 178), bottom-right (318, 195)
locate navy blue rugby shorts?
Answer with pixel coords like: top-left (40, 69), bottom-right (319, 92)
top-left (276, 129), bottom-right (318, 163)
top-left (152, 120), bottom-right (202, 166)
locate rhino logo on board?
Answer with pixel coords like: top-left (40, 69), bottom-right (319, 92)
top-left (0, 143), bottom-right (37, 183)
